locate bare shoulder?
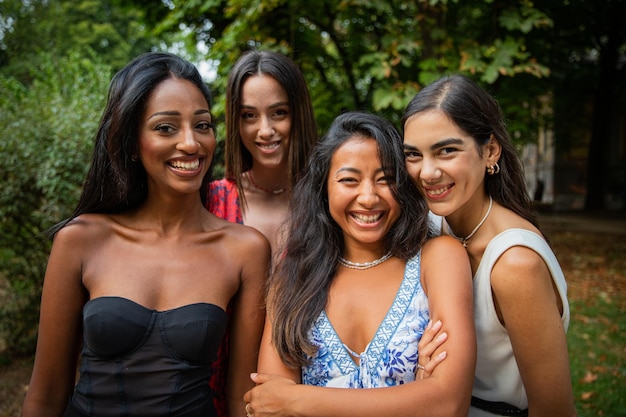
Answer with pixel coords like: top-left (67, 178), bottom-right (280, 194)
top-left (491, 244), bottom-right (553, 295)
top-left (213, 216), bottom-right (270, 250)
top-left (52, 213), bottom-right (114, 247)
top-left (422, 234), bottom-right (467, 260)
top-left (421, 235), bottom-right (472, 293)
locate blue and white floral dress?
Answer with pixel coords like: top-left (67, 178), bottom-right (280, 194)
top-left (302, 252), bottom-right (429, 388)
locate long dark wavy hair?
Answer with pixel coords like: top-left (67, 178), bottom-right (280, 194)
top-left (49, 51), bottom-right (214, 236)
top-left (223, 50), bottom-right (318, 211)
top-left (269, 111), bottom-right (430, 367)
top-left (401, 74), bottom-right (539, 229)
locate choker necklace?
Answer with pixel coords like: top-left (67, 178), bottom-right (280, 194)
top-left (247, 172), bottom-right (287, 195)
top-left (338, 252), bottom-right (393, 270)
top-left (449, 196), bottom-right (493, 248)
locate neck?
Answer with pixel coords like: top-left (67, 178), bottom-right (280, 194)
top-left (446, 196), bottom-right (493, 248)
top-left (246, 167), bottom-right (290, 195)
top-left (132, 194), bottom-right (208, 235)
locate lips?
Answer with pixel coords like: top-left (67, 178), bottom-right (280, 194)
top-left (168, 158), bottom-right (201, 171)
top-left (423, 183), bottom-right (453, 197)
top-left (351, 212), bottom-right (384, 224)
top-left (256, 141), bottom-right (281, 152)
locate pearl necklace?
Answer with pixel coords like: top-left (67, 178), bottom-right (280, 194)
top-left (449, 196), bottom-right (493, 248)
top-left (247, 172), bottom-right (287, 195)
top-left (338, 252), bottom-right (393, 270)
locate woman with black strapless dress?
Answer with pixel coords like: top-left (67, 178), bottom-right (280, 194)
top-left (20, 52), bottom-right (270, 417)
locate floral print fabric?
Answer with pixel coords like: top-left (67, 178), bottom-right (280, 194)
top-left (302, 253), bottom-right (429, 387)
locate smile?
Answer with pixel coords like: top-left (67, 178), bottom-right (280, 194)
top-left (256, 142), bottom-right (280, 150)
top-left (425, 184), bottom-right (453, 196)
top-left (351, 212), bottom-right (383, 223)
top-left (168, 159), bottom-right (200, 170)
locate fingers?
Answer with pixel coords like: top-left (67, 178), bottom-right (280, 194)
top-left (421, 350), bottom-right (447, 377)
top-left (416, 320), bottom-right (448, 380)
top-left (418, 319), bottom-right (445, 358)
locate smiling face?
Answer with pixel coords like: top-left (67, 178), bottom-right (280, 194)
top-left (138, 77), bottom-right (215, 196)
top-left (403, 110), bottom-right (490, 218)
top-left (327, 136), bottom-right (400, 252)
top-left (239, 74), bottom-right (291, 171)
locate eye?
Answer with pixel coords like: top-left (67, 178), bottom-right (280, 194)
top-left (377, 175), bottom-right (394, 184)
top-left (337, 176), bottom-right (358, 184)
top-left (240, 111), bottom-right (257, 120)
top-left (154, 124), bottom-right (175, 134)
top-left (273, 108), bottom-right (290, 119)
top-left (196, 121), bottom-right (214, 131)
top-left (439, 147), bottom-right (458, 156)
top-left (404, 150), bottom-right (422, 161)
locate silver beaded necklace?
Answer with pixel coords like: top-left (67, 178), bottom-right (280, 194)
top-left (338, 252), bottom-right (393, 270)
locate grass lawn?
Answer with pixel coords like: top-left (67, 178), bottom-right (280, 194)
top-left (550, 230), bottom-right (626, 416)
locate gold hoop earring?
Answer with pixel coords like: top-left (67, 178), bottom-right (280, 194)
top-left (487, 163), bottom-right (500, 175)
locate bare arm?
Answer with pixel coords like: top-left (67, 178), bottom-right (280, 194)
top-left (245, 235), bottom-right (475, 417)
top-left (21, 226), bottom-right (86, 417)
top-left (492, 246), bottom-right (576, 417)
top-left (227, 228), bottom-right (271, 417)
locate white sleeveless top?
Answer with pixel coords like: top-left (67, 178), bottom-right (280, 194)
top-left (470, 228), bottom-right (569, 415)
top-left (430, 214), bottom-right (570, 415)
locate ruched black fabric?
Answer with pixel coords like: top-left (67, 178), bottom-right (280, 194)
top-left (66, 297), bottom-right (228, 417)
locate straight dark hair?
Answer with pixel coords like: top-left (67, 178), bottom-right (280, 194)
top-left (49, 51), bottom-right (214, 236)
top-left (223, 50), bottom-right (318, 211)
top-left (402, 74), bottom-right (539, 229)
top-left (269, 111), bottom-right (430, 367)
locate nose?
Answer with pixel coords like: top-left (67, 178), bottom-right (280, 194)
top-left (177, 126), bottom-right (200, 154)
top-left (420, 157), bottom-right (441, 183)
top-left (258, 116), bottom-right (275, 139)
top-left (356, 180), bottom-right (380, 207)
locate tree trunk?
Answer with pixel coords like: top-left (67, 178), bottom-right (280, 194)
top-left (584, 34), bottom-right (620, 210)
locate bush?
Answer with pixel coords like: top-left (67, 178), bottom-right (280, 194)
top-left (0, 50), bottom-right (112, 360)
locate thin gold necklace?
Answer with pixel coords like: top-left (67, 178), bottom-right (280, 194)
top-left (247, 171), bottom-right (287, 195)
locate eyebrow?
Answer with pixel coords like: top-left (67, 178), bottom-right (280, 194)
top-left (147, 109), bottom-right (210, 120)
top-left (334, 166), bottom-right (384, 175)
top-left (404, 137), bottom-right (464, 151)
top-left (240, 101), bottom-right (290, 110)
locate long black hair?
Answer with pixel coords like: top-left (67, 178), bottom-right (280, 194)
top-left (402, 74), bottom-right (538, 229)
top-left (49, 51), bottom-right (214, 236)
top-left (269, 111), bottom-right (429, 367)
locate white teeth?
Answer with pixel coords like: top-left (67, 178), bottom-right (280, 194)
top-left (170, 159), bottom-right (200, 170)
top-left (426, 185), bottom-right (451, 195)
top-left (352, 213), bottom-right (382, 223)
top-left (258, 142), bottom-right (279, 149)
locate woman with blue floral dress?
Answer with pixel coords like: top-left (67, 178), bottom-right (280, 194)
top-left (243, 111), bottom-right (476, 417)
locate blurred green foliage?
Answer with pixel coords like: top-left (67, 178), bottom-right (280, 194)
top-left (0, 50), bottom-right (112, 360)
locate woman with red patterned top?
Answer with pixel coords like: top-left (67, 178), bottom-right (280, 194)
top-left (206, 49), bottom-right (318, 417)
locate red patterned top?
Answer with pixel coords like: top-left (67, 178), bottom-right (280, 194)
top-left (207, 178), bottom-right (243, 224)
top-left (206, 178), bottom-right (242, 417)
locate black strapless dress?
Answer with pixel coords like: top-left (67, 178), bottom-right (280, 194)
top-left (64, 296), bottom-right (228, 417)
